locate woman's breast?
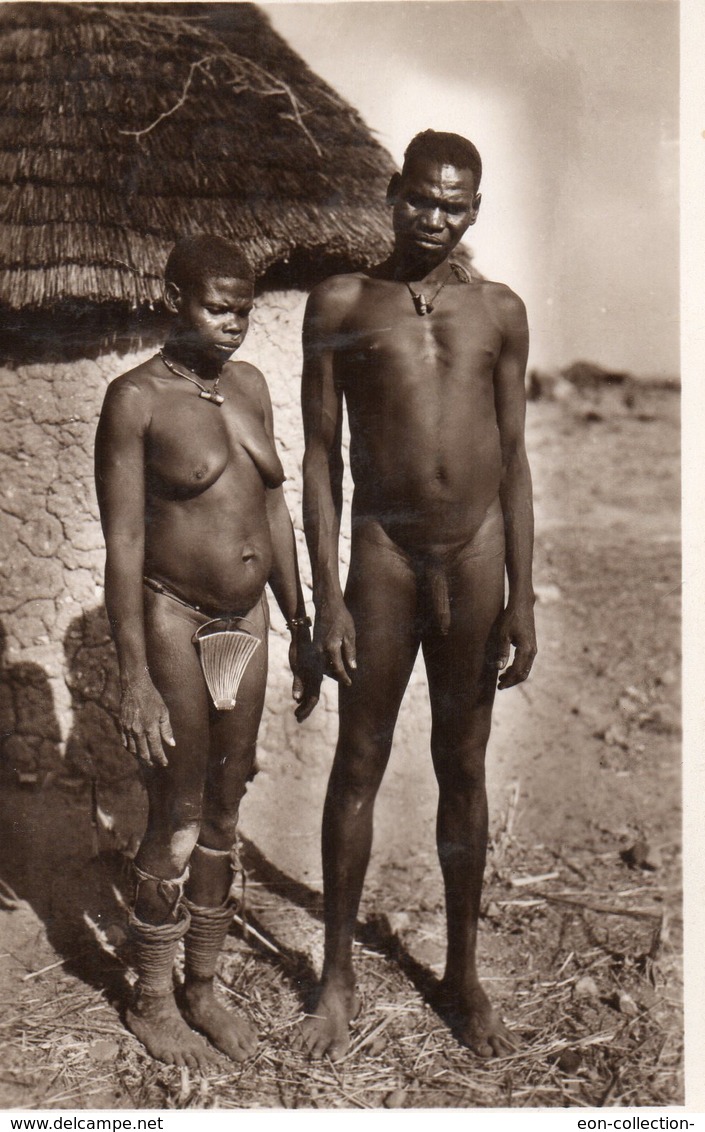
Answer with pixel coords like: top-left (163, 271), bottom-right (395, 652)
top-left (144, 398), bottom-right (285, 500)
top-left (145, 407), bottom-right (283, 499)
top-left (146, 414), bottom-right (230, 498)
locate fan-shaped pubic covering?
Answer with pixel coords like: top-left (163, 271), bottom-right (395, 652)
top-left (0, 1), bottom-right (396, 310)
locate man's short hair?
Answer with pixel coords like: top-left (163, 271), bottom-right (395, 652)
top-left (165, 234), bottom-right (255, 292)
top-left (402, 130), bottom-right (482, 189)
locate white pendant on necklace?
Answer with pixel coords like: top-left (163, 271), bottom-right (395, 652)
top-left (199, 389), bottom-right (225, 405)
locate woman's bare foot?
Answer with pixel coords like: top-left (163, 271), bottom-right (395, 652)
top-left (300, 974), bottom-right (360, 1061)
top-left (126, 991), bottom-right (215, 1069)
top-left (181, 980), bottom-right (258, 1062)
top-left (438, 978), bottom-right (517, 1058)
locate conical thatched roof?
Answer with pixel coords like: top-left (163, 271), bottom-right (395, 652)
top-left (0, 1), bottom-right (396, 311)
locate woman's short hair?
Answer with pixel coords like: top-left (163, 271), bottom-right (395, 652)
top-left (165, 234), bottom-right (255, 292)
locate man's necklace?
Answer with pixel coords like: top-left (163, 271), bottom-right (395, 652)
top-left (405, 261), bottom-right (463, 316)
top-left (159, 349), bottom-right (225, 405)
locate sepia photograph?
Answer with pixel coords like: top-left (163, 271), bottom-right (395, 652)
top-left (0, 0), bottom-right (688, 1114)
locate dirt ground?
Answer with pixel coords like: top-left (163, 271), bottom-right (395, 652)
top-left (0, 385), bottom-right (682, 1110)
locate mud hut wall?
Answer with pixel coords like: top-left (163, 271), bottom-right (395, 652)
top-left (0, 290), bottom-right (431, 790)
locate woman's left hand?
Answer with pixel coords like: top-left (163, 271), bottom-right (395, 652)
top-left (289, 629), bottom-right (322, 721)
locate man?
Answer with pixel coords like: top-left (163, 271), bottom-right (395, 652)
top-left (95, 235), bottom-right (318, 1068)
top-left (300, 131), bottom-right (536, 1060)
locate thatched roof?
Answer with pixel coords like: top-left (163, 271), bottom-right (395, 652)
top-left (0, 2), bottom-right (397, 311)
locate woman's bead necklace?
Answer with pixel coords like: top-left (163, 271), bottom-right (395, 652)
top-left (159, 349), bottom-right (225, 405)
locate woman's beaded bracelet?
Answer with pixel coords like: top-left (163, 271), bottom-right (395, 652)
top-left (287, 615), bottom-right (312, 631)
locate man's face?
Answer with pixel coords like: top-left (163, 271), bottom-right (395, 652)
top-left (167, 275), bottom-right (254, 360)
top-left (390, 159), bottom-right (481, 260)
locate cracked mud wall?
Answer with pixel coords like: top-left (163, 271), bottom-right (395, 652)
top-left (0, 291), bottom-right (432, 802)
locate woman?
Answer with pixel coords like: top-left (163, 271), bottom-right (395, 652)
top-left (95, 234), bottom-right (318, 1069)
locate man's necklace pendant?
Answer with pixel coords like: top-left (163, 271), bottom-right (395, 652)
top-left (199, 389), bottom-right (225, 405)
top-left (406, 263), bottom-right (464, 316)
top-left (406, 281), bottom-right (444, 316)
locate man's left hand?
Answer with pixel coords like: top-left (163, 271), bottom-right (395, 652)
top-left (493, 600), bottom-right (537, 689)
top-left (289, 630), bottom-right (322, 721)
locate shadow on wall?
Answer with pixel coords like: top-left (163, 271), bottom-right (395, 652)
top-left (63, 604), bottom-right (139, 787)
top-left (1, 603), bottom-right (144, 851)
top-left (0, 611), bottom-right (140, 999)
top-left (0, 620), bottom-right (62, 786)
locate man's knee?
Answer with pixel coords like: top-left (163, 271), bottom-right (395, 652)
top-left (330, 730), bottom-right (390, 802)
top-left (432, 735), bottom-right (489, 793)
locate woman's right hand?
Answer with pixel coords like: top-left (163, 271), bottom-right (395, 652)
top-left (119, 673), bottom-right (175, 768)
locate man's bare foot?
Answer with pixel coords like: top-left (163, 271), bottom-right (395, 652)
top-left (299, 975), bottom-right (360, 1061)
top-left (181, 980), bottom-right (258, 1062)
top-left (126, 992), bottom-right (215, 1069)
top-left (438, 978), bottom-right (518, 1058)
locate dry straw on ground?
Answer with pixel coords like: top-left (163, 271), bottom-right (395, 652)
top-left (0, 793), bottom-right (682, 1110)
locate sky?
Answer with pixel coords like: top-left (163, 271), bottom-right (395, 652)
top-left (265, 0), bottom-right (679, 378)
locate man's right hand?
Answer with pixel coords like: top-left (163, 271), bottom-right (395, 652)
top-left (314, 598), bottom-right (357, 686)
top-left (118, 673), bottom-right (175, 768)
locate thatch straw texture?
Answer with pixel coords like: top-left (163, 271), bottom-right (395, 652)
top-left (0, 2), bottom-right (396, 310)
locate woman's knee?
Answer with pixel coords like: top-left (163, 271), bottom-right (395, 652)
top-left (199, 809), bottom-right (240, 851)
top-left (202, 743), bottom-right (258, 843)
top-left (137, 817), bottom-right (201, 877)
top-left (144, 792), bottom-right (203, 841)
